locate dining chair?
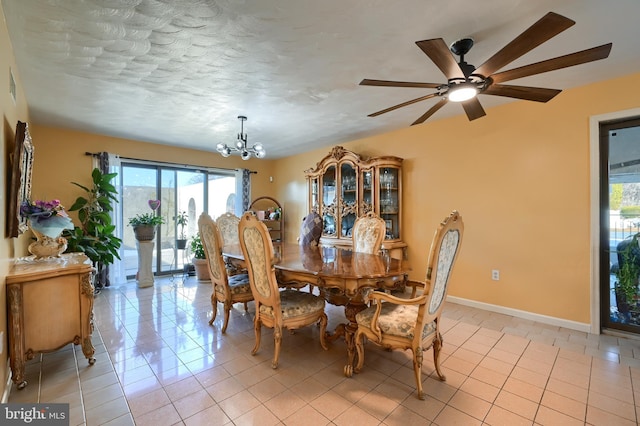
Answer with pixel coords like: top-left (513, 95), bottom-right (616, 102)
top-left (353, 210), bottom-right (464, 400)
top-left (215, 212), bottom-right (244, 275)
top-left (198, 213), bottom-right (253, 333)
top-left (299, 211), bottom-right (323, 246)
top-left (238, 212), bottom-right (328, 368)
top-left (352, 211), bottom-right (386, 254)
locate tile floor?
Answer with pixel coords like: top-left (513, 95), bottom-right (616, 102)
top-left (7, 275), bottom-right (640, 425)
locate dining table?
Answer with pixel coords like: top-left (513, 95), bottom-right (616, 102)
top-left (222, 242), bottom-right (410, 376)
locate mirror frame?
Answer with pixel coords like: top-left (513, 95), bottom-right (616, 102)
top-left (6, 121), bottom-right (34, 238)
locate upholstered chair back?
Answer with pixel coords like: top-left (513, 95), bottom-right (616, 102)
top-left (299, 211), bottom-right (323, 246)
top-left (216, 212), bottom-right (241, 248)
top-left (352, 212), bottom-right (385, 254)
top-left (199, 213), bottom-right (228, 286)
top-left (238, 212), bottom-right (277, 305)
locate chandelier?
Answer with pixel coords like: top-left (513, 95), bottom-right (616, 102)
top-left (216, 115), bottom-right (266, 160)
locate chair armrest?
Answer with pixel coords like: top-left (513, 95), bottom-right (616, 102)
top-left (364, 290), bottom-right (427, 341)
top-left (406, 280), bottom-right (425, 298)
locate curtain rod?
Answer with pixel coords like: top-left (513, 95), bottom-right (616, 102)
top-left (84, 152), bottom-right (257, 174)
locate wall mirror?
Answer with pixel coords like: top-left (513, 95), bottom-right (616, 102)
top-left (6, 121), bottom-right (34, 237)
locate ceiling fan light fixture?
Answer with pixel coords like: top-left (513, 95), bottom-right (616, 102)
top-left (448, 83), bottom-right (478, 102)
top-left (215, 115), bottom-right (266, 160)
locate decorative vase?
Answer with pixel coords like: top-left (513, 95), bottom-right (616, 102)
top-left (133, 225), bottom-right (156, 241)
top-left (28, 227), bottom-right (68, 259)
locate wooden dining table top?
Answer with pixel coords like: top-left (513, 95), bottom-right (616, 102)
top-left (222, 242), bottom-right (408, 280)
top-left (223, 242), bottom-right (410, 302)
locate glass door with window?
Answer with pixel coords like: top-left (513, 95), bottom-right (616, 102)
top-left (600, 117), bottom-right (640, 334)
top-left (121, 162), bottom-right (236, 279)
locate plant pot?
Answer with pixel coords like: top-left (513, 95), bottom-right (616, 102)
top-left (133, 225), bottom-right (156, 241)
top-left (192, 258), bottom-right (210, 282)
top-left (176, 239), bottom-right (187, 250)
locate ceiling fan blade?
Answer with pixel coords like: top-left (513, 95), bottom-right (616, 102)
top-left (415, 38), bottom-right (465, 80)
top-left (412, 98), bottom-right (448, 125)
top-left (482, 83), bottom-right (561, 102)
top-left (474, 12), bottom-right (575, 78)
top-left (461, 98), bottom-right (486, 121)
top-left (368, 93), bottom-right (440, 117)
top-left (360, 79), bottom-right (442, 89)
top-left (491, 43), bottom-right (612, 84)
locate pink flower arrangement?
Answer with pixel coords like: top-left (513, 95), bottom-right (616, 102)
top-left (20, 199), bottom-right (73, 238)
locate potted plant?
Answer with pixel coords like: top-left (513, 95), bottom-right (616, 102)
top-left (174, 211), bottom-right (188, 249)
top-left (190, 233), bottom-right (210, 281)
top-left (614, 233), bottom-right (640, 320)
top-left (63, 168), bottom-right (122, 291)
top-left (129, 200), bottom-right (165, 241)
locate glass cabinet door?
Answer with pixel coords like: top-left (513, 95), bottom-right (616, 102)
top-left (322, 166), bottom-right (336, 236)
top-left (379, 167), bottom-right (400, 239)
top-left (340, 162), bottom-right (357, 238)
top-left (361, 168), bottom-right (374, 214)
top-left (309, 177), bottom-right (319, 213)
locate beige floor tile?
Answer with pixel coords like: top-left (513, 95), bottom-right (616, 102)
top-left (540, 390), bottom-right (586, 422)
top-left (11, 277), bottom-right (640, 426)
top-left (282, 404), bottom-right (331, 426)
top-left (433, 405), bottom-right (483, 425)
top-left (483, 405), bottom-right (533, 426)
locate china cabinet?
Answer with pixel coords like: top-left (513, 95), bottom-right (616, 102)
top-left (304, 146), bottom-right (406, 259)
top-left (249, 196), bottom-right (283, 243)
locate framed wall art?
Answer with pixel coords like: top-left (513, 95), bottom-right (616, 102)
top-left (6, 121), bottom-right (34, 238)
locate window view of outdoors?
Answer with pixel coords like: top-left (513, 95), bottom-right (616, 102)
top-left (121, 164), bottom-right (236, 279)
top-left (607, 122), bottom-right (640, 332)
top-left (610, 182), bottom-right (640, 327)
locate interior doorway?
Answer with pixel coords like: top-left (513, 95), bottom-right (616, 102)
top-left (600, 116), bottom-right (640, 334)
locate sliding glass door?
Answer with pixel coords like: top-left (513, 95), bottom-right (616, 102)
top-left (121, 162), bottom-right (236, 279)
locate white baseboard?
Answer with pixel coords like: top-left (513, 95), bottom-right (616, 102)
top-left (446, 296), bottom-right (592, 333)
top-left (2, 359), bottom-right (12, 403)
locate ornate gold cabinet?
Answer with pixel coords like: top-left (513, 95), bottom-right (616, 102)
top-left (305, 146), bottom-right (406, 258)
top-left (6, 253), bottom-right (96, 389)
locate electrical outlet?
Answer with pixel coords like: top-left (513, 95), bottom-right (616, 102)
top-left (491, 270), bottom-right (500, 281)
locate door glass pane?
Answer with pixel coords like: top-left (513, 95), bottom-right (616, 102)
top-left (322, 166), bottom-right (336, 236)
top-left (341, 162), bottom-right (357, 237)
top-left (380, 167), bottom-right (399, 239)
top-left (122, 166), bottom-right (159, 277)
top-left (208, 173), bottom-right (236, 219)
top-left (603, 120), bottom-right (640, 333)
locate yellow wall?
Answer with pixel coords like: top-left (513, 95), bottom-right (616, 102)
top-left (28, 126), bottom-right (277, 224)
top-left (275, 72), bottom-right (640, 325)
top-left (1, 3), bottom-right (30, 400)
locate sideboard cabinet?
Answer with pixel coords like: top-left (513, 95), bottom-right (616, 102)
top-left (304, 146), bottom-right (406, 258)
top-left (6, 253), bottom-right (96, 389)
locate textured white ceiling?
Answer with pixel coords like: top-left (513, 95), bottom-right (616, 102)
top-left (3, 0), bottom-right (640, 158)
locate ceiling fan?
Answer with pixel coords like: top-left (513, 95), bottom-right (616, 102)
top-left (360, 12), bottom-right (612, 125)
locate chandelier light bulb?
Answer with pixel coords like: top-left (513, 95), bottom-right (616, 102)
top-left (215, 115), bottom-right (266, 159)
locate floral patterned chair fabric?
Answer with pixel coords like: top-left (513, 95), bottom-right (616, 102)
top-left (238, 212), bottom-right (329, 369)
top-left (216, 212), bottom-right (240, 247)
top-left (216, 212), bottom-right (245, 275)
top-left (352, 211), bottom-right (386, 254)
top-left (198, 213), bottom-right (253, 333)
top-left (354, 210), bottom-right (464, 400)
